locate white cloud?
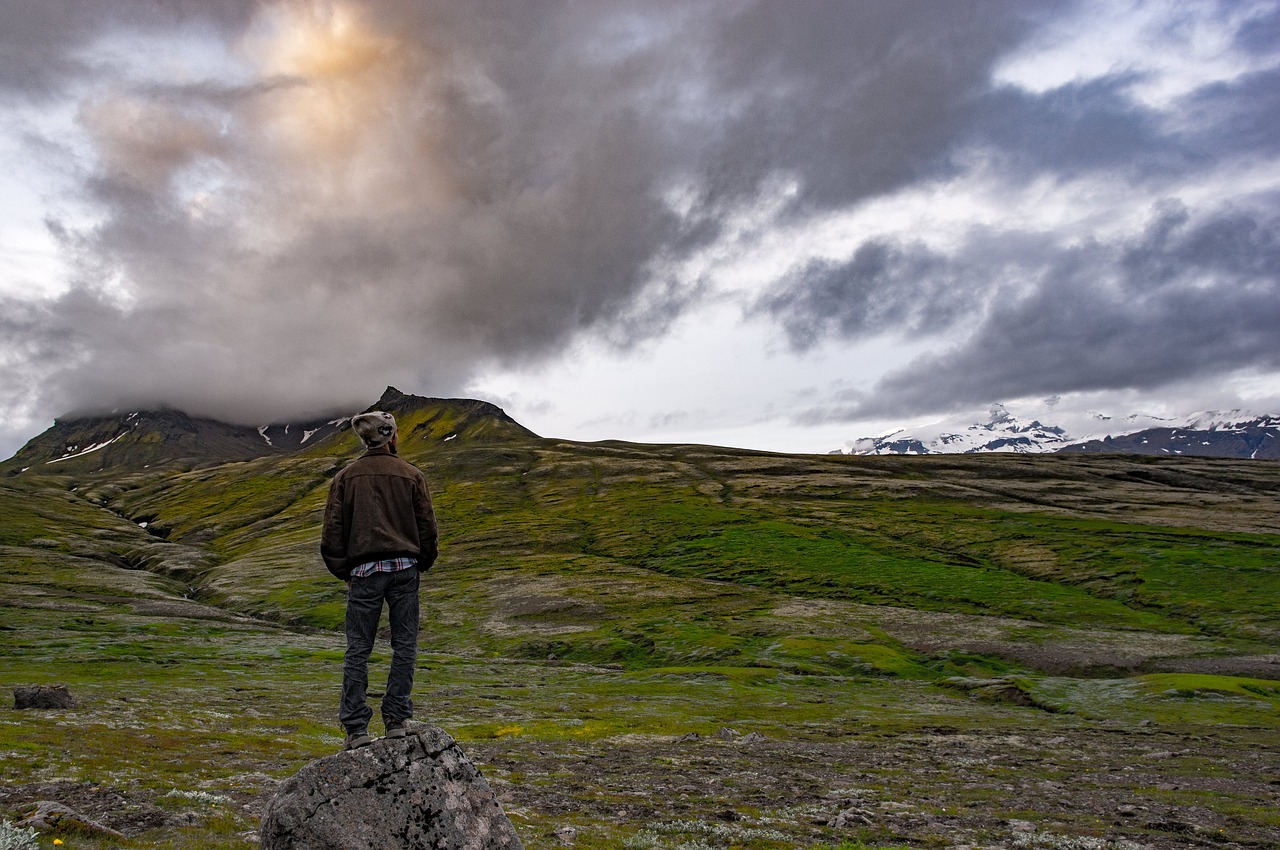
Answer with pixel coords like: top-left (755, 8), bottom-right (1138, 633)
top-left (995, 0), bottom-right (1278, 106)
top-left (468, 298), bottom-right (939, 452)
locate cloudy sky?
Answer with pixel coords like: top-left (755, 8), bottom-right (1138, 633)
top-left (2, 0), bottom-right (1279, 457)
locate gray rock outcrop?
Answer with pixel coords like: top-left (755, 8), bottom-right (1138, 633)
top-left (13, 685), bottom-right (76, 710)
top-left (18, 801), bottom-right (124, 837)
top-left (260, 722), bottom-right (523, 850)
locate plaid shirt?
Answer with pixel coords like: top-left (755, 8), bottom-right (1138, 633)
top-left (349, 556), bottom-right (418, 579)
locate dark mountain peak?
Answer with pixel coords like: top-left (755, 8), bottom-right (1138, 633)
top-left (359, 389), bottom-right (536, 442)
top-left (3, 389), bottom-right (539, 476)
top-left (372, 386), bottom-right (412, 410)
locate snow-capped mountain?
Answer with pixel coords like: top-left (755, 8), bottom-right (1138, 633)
top-left (1060, 411), bottom-right (1280, 459)
top-left (845, 405), bottom-right (1280, 459)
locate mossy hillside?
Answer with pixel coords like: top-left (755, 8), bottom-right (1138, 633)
top-left (7, 424), bottom-right (1280, 693)
top-left (0, 479), bottom-right (149, 551)
top-left (1139, 671), bottom-right (1280, 702)
top-left (10, 431), bottom-right (1280, 681)
top-left (426, 443), bottom-right (1280, 637)
top-left (62, 449), bottom-right (1280, 659)
top-left (1025, 672), bottom-right (1280, 727)
top-left (103, 456), bottom-right (338, 543)
top-left (440, 450), bottom-right (1278, 649)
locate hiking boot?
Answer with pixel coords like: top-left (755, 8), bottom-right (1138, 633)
top-left (384, 720), bottom-right (408, 739)
top-left (344, 729), bottom-right (372, 750)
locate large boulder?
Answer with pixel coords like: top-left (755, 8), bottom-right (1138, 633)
top-left (14, 685), bottom-right (76, 710)
top-left (260, 722), bottom-right (523, 850)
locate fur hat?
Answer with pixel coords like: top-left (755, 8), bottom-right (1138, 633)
top-left (350, 411), bottom-right (397, 448)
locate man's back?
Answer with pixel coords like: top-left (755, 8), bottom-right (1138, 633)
top-left (322, 450), bottom-right (438, 580)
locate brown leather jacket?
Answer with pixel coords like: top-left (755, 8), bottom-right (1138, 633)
top-left (321, 448), bottom-right (438, 580)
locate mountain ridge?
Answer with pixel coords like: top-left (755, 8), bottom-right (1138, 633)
top-left (1, 387), bottom-right (535, 474)
top-left (846, 404), bottom-right (1280, 459)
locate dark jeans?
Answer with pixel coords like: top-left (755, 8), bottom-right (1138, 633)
top-left (340, 568), bottom-right (420, 733)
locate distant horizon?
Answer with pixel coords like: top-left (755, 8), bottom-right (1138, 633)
top-left (7, 389), bottom-right (1280, 464)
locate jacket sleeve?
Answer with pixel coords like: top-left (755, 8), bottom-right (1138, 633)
top-left (320, 474), bottom-right (349, 580)
top-left (415, 473), bottom-right (439, 570)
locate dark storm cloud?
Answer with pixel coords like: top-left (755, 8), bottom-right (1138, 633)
top-left (756, 240), bottom-right (975, 350)
top-left (821, 201), bottom-right (1280, 420)
top-left (2, 0), bottom-right (1277, 432)
top-left (1181, 66), bottom-right (1280, 159)
top-left (963, 75), bottom-right (1183, 179)
top-left (6, 0), bottom-right (1052, 425)
top-left (688, 0), bottom-right (1037, 215)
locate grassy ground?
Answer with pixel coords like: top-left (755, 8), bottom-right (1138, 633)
top-left (2, 605), bottom-right (1277, 849)
top-left (2, 421), bottom-right (1279, 848)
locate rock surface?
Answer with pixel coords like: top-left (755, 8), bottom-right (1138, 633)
top-left (13, 685), bottom-right (76, 710)
top-left (260, 722), bottom-right (523, 850)
top-left (17, 800), bottom-right (125, 837)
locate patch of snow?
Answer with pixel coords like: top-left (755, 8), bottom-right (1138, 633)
top-left (301, 428), bottom-right (321, 444)
top-left (257, 425), bottom-right (273, 446)
top-left (139, 521), bottom-right (149, 528)
top-left (46, 432), bottom-right (127, 464)
top-left (1184, 409), bottom-right (1253, 431)
top-left (444, 434), bottom-right (458, 442)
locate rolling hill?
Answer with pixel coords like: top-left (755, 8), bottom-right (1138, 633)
top-left (5, 386), bottom-right (1278, 668)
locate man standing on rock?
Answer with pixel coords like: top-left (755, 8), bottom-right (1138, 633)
top-left (321, 411), bottom-right (438, 750)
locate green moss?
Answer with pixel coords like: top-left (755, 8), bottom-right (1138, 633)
top-left (1139, 672), bottom-right (1280, 701)
top-left (764, 638), bottom-right (934, 678)
top-left (629, 665), bottom-right (780, 684)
